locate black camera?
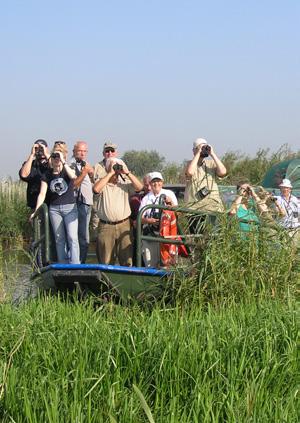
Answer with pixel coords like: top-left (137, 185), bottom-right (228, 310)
top-left (76, 158), bottom-right (86, 167)
top-left (51, 152), bottom-right (60, 159)
top-left (151, 210), bottom-right (161, 220)
top-left (200, 144), bottom-right (211, 158)
top-left (35, 146), bottom-right (44, 160)
top-left (113, 163), bottom-right (123, 172)
top-left (196, 186), bottom-right (210, 200)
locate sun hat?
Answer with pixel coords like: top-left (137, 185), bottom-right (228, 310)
top-left (279, 178), bottom-right (293, 188)
top-left (193, 138), bottom-right (207, 149)
top-left (149, 171), bottom-right (163, 182)
top-left (103, 141), bottom-right (118, 151)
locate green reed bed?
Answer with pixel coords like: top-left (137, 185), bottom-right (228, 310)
top-left (0, 296), bottom-right (298, 423)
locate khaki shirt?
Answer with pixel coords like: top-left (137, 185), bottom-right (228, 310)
top-left (97, 181), bottom-right (135, 222)
top-left (184, 159), bottom-right (224, 212)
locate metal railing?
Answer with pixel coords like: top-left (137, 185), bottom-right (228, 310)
top-left (135, 204), bottom-right (213, 267)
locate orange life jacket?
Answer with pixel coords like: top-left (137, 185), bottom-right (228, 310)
top-left (159, 210), bottom-right (178, 267)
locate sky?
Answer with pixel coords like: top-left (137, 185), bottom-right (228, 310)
top-left (0, 0), bottom-right (299, 179)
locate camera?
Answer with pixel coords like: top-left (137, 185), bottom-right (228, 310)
top-left (200, 144), bottom-right (211, 158)
top-left (76, 158), bottom-right (86, 167)
top-left (51, 152), bottom-right (60, 159)
top-left (113, 163), bottom-right (123, 172)
top-left (35, 146), bottom-right (44, 160)
top-left (196, 186), bottom-right (210, 200)
top-left (150, 210), bottom-right (161, 220)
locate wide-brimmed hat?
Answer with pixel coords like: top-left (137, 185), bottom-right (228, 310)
top-left (149, 171), bottom-right (163, 182)
top-left (103, 141), bottom-right (118, 151)
top-left (279, 178), bottom-right (293, 188)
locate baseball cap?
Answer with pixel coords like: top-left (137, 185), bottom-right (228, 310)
top-left (103, 141), bottom-right (118, 151)
top-left (193, 138), bottom-right (207, 149)
top-left (35, 139), bottom-right (48, 147)
top-left (149, 171), bottom-right (163, 182)
top-left (279, 178), bottom-right (292, 188)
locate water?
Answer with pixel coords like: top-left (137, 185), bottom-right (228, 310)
top-left (1, 247), bottom-right (39, 305)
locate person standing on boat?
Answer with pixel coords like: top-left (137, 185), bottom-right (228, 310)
top-left (139, 172), bottom-right (178, 268)
top-left (184, 138), bottom-right (227, 233)
top-left (19, 139), bottom-right (51, 210)
top-left (93, 157), bottom-right (143, 266)
top-left (275, 179), bottom-right (300, 233)
top-left (91, 141), bottom-right (119, 239)
top-left (30, 143), bottom-right (80, 264)
top-left (129, 173), bottom-right (152, 265)
top-left (70, 141), bottom-right (94, 263)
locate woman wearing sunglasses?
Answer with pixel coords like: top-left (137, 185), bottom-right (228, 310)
top-left (30, 142), bottom-right (80, 264)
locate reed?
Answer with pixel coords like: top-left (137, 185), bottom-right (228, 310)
top-left (0, 179), bottom-right (30, 242)
top-left (0, 296), bottom-right (297, 422)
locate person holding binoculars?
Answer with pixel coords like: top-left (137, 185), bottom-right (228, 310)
top-left (229, 181), bottom-right (270, 233)
top-left (184, 137), bottom-right (227, 234)
top-left (93, 157), bottom-right (143, 266)
top-left (30, 142), bottom-right (80, 264)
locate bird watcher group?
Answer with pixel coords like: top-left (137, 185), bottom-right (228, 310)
top-left (19, 137), bottom-right (300, 268)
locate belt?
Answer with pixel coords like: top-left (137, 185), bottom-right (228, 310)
top-left (99, 217), bottom-right (129, 225)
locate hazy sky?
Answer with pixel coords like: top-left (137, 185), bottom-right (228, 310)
top-left (1, 0), bottom-right (299, 178)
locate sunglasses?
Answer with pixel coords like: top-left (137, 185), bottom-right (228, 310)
top-left (54, 141), bottom-right (66, 145)
top-left (104, 148), bottom-right (115, 153)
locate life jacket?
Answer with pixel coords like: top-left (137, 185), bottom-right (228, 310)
top-left (160, 210), bottom-right (177, 267)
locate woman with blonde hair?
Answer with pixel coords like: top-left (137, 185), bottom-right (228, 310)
top-left (30, 141), bottom-right (80, 263)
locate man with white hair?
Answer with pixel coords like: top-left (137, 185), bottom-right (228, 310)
top-left (275, 178), bottom-right (300, 230)
top-left (184, 137), bottom-right (227, 233)
top-left (93, 157), bottom-right (143, 266)
top-left (71, 140), bottom-right (94, 263)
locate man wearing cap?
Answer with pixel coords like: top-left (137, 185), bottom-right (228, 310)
top-left (275, 179), bottom-right (300, 230)
top-left (70, 141), bottom-right (94, 263)
top-left (91, 141), bottom-right (119, 236)
top-left (19, 139), bottom-right (51, 209)
top-left (139, 172), bottom-right (178, 267)
top-left (93, 156), bottom-right (143, 266)
top-left (184, 137), bottom-right (227, 233)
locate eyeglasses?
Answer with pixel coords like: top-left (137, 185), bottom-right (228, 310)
top-left (104, 148), bottom-right (115, 153)
top-left (54, 141), bottom-right (66, 145)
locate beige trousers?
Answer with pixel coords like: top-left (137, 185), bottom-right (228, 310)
top-left (96, 219), bottom-right (133, 266)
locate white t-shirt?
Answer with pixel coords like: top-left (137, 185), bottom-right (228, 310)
top-left (275, 194), bottom-right (300, 228)
top-left (139, 189), bottom-right (178, 218)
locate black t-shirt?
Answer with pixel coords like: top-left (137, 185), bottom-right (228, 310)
top-left (41, 169), bottom-right (76, 206)
top-left (19, 160), bottom-right (50, 209)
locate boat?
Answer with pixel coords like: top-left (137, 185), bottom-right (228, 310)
top-left (30, 202), bottom-right (199, 302)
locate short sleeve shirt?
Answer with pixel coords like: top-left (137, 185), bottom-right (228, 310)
top-left (184, 159), bottom-right (224, 212)
top-left (41, 169), bottom-right (76, 206)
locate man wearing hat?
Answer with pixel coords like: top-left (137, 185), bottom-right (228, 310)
top-left (275, 179), bottom-right (300, 229)
top-left (91, 141), bottom-right (119, 236)
top-left (93, 156), bottom-right (143, 266)
top-left (19, 139), bottom-right (51, 209)
top-left (184, 137), bottom-right (227, 233)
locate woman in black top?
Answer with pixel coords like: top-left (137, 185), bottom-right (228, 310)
top-left (30, 143), bottom-right (80, 264)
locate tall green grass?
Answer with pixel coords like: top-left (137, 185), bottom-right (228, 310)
top-left (0, 179), bottom-right (30, 242)
top-left (0, 297), bottom-right (298, 422)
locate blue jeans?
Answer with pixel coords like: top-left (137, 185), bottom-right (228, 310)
top-left (49, 203), bottom-right (80, 264)
top-left (77, 203), bottom-right (92, 263)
